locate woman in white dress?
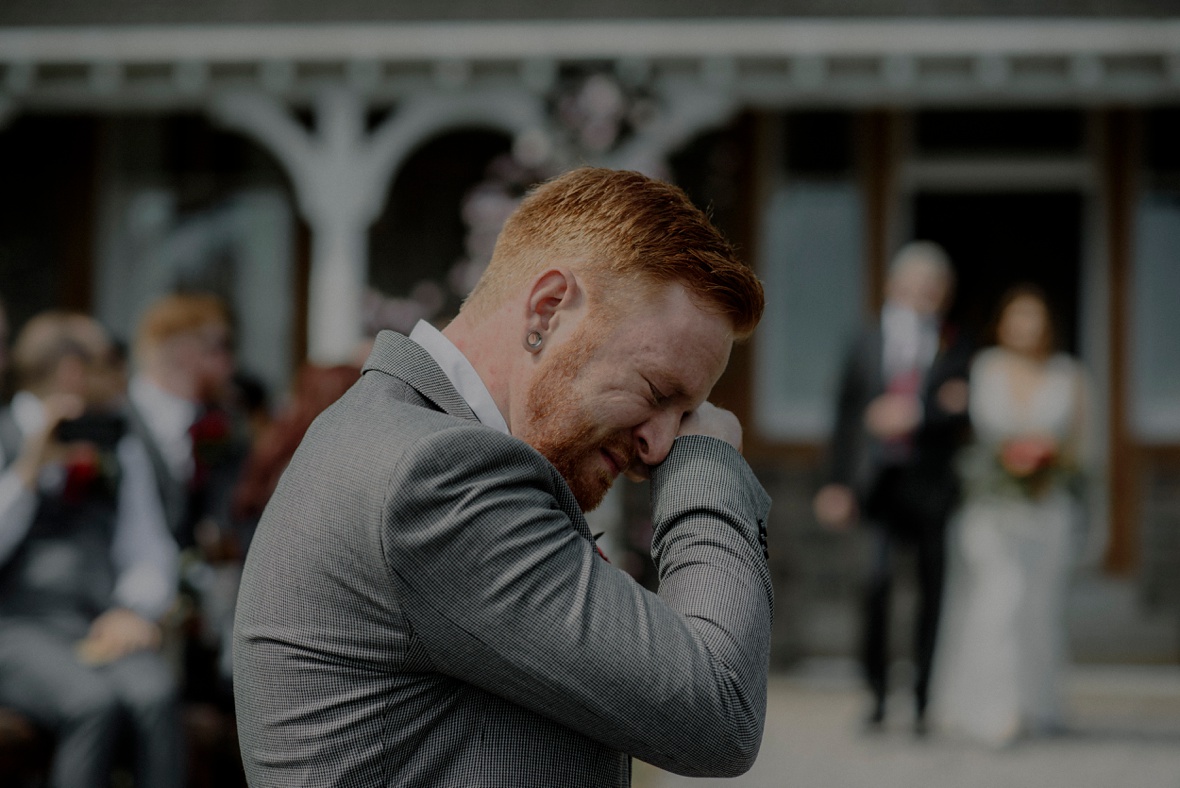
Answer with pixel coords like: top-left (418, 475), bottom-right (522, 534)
top-left (930, 285), bottom-right (1090, 746)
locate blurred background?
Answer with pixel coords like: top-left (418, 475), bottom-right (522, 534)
top-left (1, 1), bottom-right (1179, 786)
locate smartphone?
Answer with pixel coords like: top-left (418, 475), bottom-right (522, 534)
top-left (55, 412), bottom-right (127, 449)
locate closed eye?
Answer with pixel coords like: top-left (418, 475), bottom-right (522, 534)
top-left (646, 379), bottom-right (666, 406)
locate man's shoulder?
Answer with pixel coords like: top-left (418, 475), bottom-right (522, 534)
top-left (316, 372), bottom-right (534, 473)
top-left (933, 328), bottom-right (975, 374)
top-left (386, 411), bottom-right (555, 495)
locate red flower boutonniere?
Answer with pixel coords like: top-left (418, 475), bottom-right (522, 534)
top-left (190, 409), bottom-right (232, 445)
top-left (189, 408), bottom-right (236, 488)
top-left (61, 443), bottom-right (120, 505)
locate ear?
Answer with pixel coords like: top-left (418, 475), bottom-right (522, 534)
top-left (524, 268), bottom-right (581, 335)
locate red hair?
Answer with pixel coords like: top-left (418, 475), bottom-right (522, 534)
top-left (135, 293), bottom-right (230, 359)
top-left (465, 168), bottom-right (764, 339)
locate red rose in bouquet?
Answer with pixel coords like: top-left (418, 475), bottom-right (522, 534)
top-left (998, 435), bottom-right (1060, 497)
top-left (999, 435), bottom-right (1058, 477)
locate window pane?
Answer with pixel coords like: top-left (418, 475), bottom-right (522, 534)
top-left (1131, 191), bottom-right (1180, 442)
top-left (755, 181), bottom-right (863, 441)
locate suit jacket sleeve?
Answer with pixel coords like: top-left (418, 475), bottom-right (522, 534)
top-left (916, 336), bottom-right (974, 457)
top-left (384, 427), bottom-right (772, 778)
top-left (827, 335), bottom-right (869, 487)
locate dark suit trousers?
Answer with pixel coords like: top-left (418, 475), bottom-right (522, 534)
top-left (861, 466), bottom-right (949, 717)
top-left (0, 621), bottom-right (184, 788)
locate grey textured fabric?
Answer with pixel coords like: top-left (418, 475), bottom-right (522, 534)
top-left (233, 330), bottom-right (774, 787)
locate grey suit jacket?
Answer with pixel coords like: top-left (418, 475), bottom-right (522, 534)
top-left (233, 330), bottom-right (774, 787)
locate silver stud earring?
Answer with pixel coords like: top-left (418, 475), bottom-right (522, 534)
top-left (524, 330), bottom-right (543, 352)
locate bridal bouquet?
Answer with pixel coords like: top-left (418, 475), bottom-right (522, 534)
top-left (997, 434), bottom-right (1060, 499)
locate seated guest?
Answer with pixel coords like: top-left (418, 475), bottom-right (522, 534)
top-left (127, 293), bottom-right (243, 549)
top-left (0, 311), bottom-right (183, 788)
top-left (128, 294), bottom-right (252, 717)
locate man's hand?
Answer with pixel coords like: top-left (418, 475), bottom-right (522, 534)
top-left (936, 378), bottom-right (969, 415)
top-left (12, 393), bottom-right (85, 488)
top-left (76, 608), bottom-right (162, 666)
top-left (624, 402), bottom-right (743, 481)
top-left (677, 402), bottom-right (743, 452)
top-left (813, 483), bottom-right (858, 531)
top-left (864, 392), bottom-right (921, 440)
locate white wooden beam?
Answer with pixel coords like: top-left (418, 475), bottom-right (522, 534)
top-left (2, 20), bottom-right (1180, 63)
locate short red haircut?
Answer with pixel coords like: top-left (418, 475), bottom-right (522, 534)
top-left (465, 167), bottom-right (765, 339)
top-left (134, 293), bottom-right (230, 358)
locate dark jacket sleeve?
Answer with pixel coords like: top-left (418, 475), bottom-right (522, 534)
top-left (917, 335), bottom-right (974, 457)
top-left (826, 334), bottom-right (869, 488)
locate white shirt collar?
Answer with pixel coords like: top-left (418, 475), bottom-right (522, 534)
top-left (881, 303), bottom-right (940, 378)
top-left (408, 320), bottom-right (509, 435)
top-left (881, 302), bottom-right (934, 334)
top-left (130, 375), bottom-right (198, 434)
top-left (129, 374), bottom-right (198, 480)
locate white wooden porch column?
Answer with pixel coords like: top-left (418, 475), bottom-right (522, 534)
top-left (211, 85), bottom-right (545, 364)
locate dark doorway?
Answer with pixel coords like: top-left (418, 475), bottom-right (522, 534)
top-left (0, 115), bottom-right (101, 331)
top-left (368, 128), bottom-right (513, 319)
top-left (911, 191), bottom-right (1084, 353)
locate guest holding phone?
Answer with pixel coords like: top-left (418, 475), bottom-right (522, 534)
top-left (0, 311), bottom-right (183, 788)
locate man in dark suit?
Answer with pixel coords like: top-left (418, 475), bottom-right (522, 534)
top-left (234, 168), bottom-right (774, 786)
top-left (814, 241), bottom-right (971, 734)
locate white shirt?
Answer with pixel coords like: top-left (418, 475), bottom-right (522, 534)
top-left (408, 320), bottom-right (509, 436)
top-left (0, 391), bottom-right (179, 621)
top-left (881, 303), bottom-right (940, 383)
top-left (129, 374), bottom-right (197, 482)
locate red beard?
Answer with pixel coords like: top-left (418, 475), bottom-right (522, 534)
top-left (522, 325), bottom-right (632, 512)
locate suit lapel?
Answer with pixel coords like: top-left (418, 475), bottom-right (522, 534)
top-left (363, 330), bottom-right (478, 422)
top-left (365, 331), bottom-right (602, 555)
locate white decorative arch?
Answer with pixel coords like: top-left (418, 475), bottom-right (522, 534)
top-left (210, 86), bottom-right (546, 363)
top-left (605, 79), bottom-right (740, 175)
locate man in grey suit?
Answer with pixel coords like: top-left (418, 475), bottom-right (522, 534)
top-left (234, 167), bottom-right (773, 786)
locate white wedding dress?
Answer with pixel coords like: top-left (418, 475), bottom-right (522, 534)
top-left (929, 348), bottom-right (1087, 746)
